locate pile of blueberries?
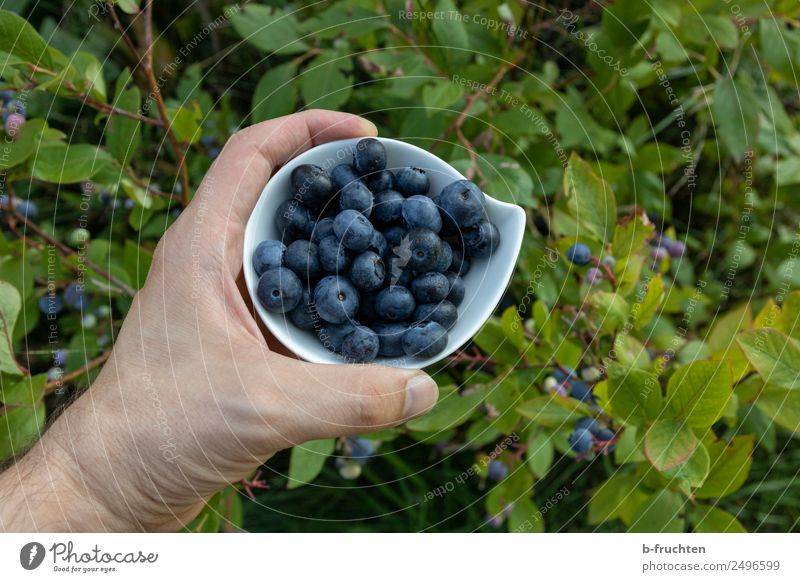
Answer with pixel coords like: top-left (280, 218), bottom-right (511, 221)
top-left (252, 138), bottom-right (500, 363)
top-left (543, 365), bottom-right (617, 457)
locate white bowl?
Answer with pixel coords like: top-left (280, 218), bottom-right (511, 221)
top-left (243, 137), bottom-right (526, 369)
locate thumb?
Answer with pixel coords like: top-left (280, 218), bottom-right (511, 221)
top-left (263, 354), bottom-right (439, 443)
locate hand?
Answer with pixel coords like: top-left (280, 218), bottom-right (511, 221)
top-left (0, 110), bottom-right (438, 532)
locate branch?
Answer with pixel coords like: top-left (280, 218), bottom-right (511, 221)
top-left (44, 351), bottom-right (111, 395)
top-left (142, 0), bottom-right (192, 208)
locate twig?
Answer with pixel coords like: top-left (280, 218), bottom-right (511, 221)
top-left (44, 351), bottom-right (112, 395)
top-left (107, 2), bottom-right (143, 64)
top-left (142, 0), bottom-right (191, 208)
top-left (13, 210), bottom-right (137, 297)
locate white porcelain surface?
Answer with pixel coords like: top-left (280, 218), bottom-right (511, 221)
top-left (243, 137), bottom-right (526, 369)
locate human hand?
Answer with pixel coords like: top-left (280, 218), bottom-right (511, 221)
top-left (0, 110), bottom-right (438, 532)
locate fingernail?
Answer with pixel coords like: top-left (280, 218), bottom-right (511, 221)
top-left (403, 374), bottom-right (438, 419)
top-left (360, 118), bottom-right (378, 136)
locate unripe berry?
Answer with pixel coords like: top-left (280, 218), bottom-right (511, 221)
top-left (585, 267), bottom-right (603, 285)
top-left (4, 112), bottom-right (25, 138)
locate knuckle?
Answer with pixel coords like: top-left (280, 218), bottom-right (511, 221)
top-left (356, 376), bottom-right (399, 429)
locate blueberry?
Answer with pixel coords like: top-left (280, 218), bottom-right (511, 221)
top-left (369, 230), bottom-right (388, 257)
top-left (585, 267), bottom-right (603, 285)
top-left (402, 195), bottom-right (442, 233)
top-left (450, 248), bottom-right (470, 275)
top-left (575, 417), bottom-right (599, 434)
top-left (438, 179), bottom-right (485, 228)
top-left (651, 246), bottom-right (669, 262)
top-left (348, 437), bottom-right (376, 461)
top-left (311, 217), bottom-right (335, 244)
top-left (15, 199), bottom-right (37, 219)
top-left (533, 213), bottom-right (550, 236)
top-left (333, 209), bottom-right (374, 251)
top-left (313, 275), bottom-right (359, 324)
top-left (414, 301), bottom-right (457, 329)
top-left (5, 99), bottom-right (25, 116)
top-left (372, 321), bottom-right (409, 357)
top-left (53, 349), bottom-right (68, 367)
top-left (339, 181), bottom-right (373, 216)
top-left (566, 243), bottom-right (591, 266)
top-left (553, 366), bottom-right (577, 382)
top-left (385, 256), bottom-right (414, 287)
top-left (0, 90), bottom-right (13, 103)
top-left (318, 320), bottom-right (357, 353)
top-left (433, 240), bottom-right (453, 273)
top-left (342, 325), bottom-right (379, 363)
top-left (463, 220), bottom-right (500, 258)
top-left (411, 272), bottom-right (450, 303)
top-left (601, 255), bottom-right (616, 269)
top-left (375, 286), bottom-right (415, 321)
top-left (38, 293), bottom-right (63, 316)
top-left (366, 170), bottom-right (394, 193)
top-left (394, 167), bottom-right (429, 197)
top-left (570, 380), bottom-right (595, 403)
top-left (318, 235), bottom-right (352, 273)
top-left (291, 164), bottom-right (333, 211)
top-left (487, 460), bottom-right (508, 481)
top-left (445, 272), bottom-right (465, 306)
top-left (406, 228), bottom-right (442, 272)
top-left (594, 428), bottom-right (615, 441)
top-left (668, 240), bottom-right (686, 258)
top-left (64, 283), bottom-right (88, 310)
top-left (284, 240), bottom-right (322, 283)
top-left (4, 112), bottom-right (24, 138)
top-left (371, 189), bottom-right (405, 227)
top-left (275, 199), bottom-right (313, 242)
top-left (331, 163), bottom-right (361, 191)
top-left (257, 267), bottom-right (303, 313)
top-left (354, 138), bottom-right (386, 175)
top-left (350, 251), bottom-right (385, 292)
top-left (289, 288), bottom-right (319, 331)
top-left (383, 225), bottom-right (407, 248)
top-left (401, 321), bottom-right (448, 359)
top-left (568, 428), bottom-right (593, 454)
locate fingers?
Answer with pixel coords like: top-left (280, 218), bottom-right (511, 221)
top-left (259, 354), bottom-right (438, 445)
top-left (188, 110), bottom-right (376, 271)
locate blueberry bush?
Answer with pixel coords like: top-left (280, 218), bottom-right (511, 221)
top-left (2, 0), bottom-right (800, 532)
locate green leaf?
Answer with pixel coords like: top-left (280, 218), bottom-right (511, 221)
top-left (695, 435), bottom-right (754, 499)
top-left (31, 143), bottom-right (113, 184)
top-left (781, 291), bottom-right (800, 340)
top-left (252, 62), bottom-right (298, 123)
top-left (755, 386), bottom-right (800, 434)
top-left (431, 0), bottom-right (469, 68)
top-left (0, 403), bottom-right (45, 461)
top-left (286, 438), bottom-right (335, 489)
top-left (230, 5), bottom-right (308, 55)
top-left (0, 9), bottom-right (54, 68)
top-left (665, 361), bottom-right (732, 429)
top-left (644, 419), bottom-right (698, 472)
top-left (0, 373), bottom-right (45, 406)
top-left (407, 389), bottom-right (485, 432)
top-left (633, 275), bottom-right (665, 330)
top-left (588, 291), bottom-right (629, 331)
top-left (712, 75), bottom-right (760, 161)
top-left (300, 52), bottom-right (352, 110)
top-left (737, 328), bottom-right (800, 390)
top-left (588, 472), bottom-right (646, 525)
top-left (168, 104), bottom-right (202, 145)
top-left (605, 362), bottom-right (663, 424)
top-left (0, 281), bottom-right (22, 375)
top-left (106, 85), bottom-right (141, 166)
top-left (563, 153), bottom-right (617, 243)
top-left (690, 505), bottom-right (746, 533)
top-left (71, 51), bottom-right (107, 102)
top-left (451, 155), bottom-right (536, 207)
top-left (663, 442), bottom-right (710, 492)
top-left (500, 306), bottom-right (526, 350)
top-left (628, 489), bottom-right (685, 533)
top-left (517, 395), bottom-right (593, 427)
top-left (123, 240), bottom-right (153, 290)
top-left (0, 118), bottom-right (47, 170)
top-left (473, 318), bottom-right (521, 365)
top-left (525, 432), bottom-right (553, 479)
top-left (422, 81), bottom-right (463, 113)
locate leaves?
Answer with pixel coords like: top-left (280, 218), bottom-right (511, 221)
top-left (31, 143), bottom-right (113, 183)
top-left (287, 438), bottom-right (335, 489)
top-left (106, 80), bottom-right (141, 167)
top-left (712, 75), bottom-right (760, 161)
top-left (230, 5), bottom-right (308, 55)
top-left (605, 362), bottom-right (662, 424)
top-left (517, 395), bottom-right (593, 427)
top-left (563, 153), bottom-right (617, 243)
top-left (252, 62), bottom-right (298, 123)
top-left (407, 389), bottom-right (485, 432)
top-left (665, 361), bottom-right (732, 429)
top-left (300, 52), bottom-right (352, 110)
top-left (0, 9), bottom-right (54, 68)
top-left (0, 118), bottom-right (47, 170)
top-left (695, 435), bottom-right (754, 499)
top-left (690, 505), bottom-right (746, 533)
top-left (738, 328), bottom-right (800, 390)
top-left (0, 282), bottom-right (22, 375)
top-left (644, 419), bottom-right (698, 472)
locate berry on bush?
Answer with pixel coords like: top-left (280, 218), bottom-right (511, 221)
top-left (566, 243), bottom-right (591, 266)
top-left (487, 459), bottom-right (508, 481)
top-left (38, 293), bottom-right (63, 316)
top-left (568, 428), bottom-right (593, 455)
top-left (585, 267), bottom-right (603, 285)
top-left (4, 111), bottom-right (25, 138)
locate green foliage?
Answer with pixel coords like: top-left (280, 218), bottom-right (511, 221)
top-left (2, 0), bottom-right (800, 533)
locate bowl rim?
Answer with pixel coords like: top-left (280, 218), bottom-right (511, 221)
top-left (243, 136), bottom-right (527, 369)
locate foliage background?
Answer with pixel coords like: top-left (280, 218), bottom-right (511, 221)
top-left (2, 0), bottom-right (800, 532)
